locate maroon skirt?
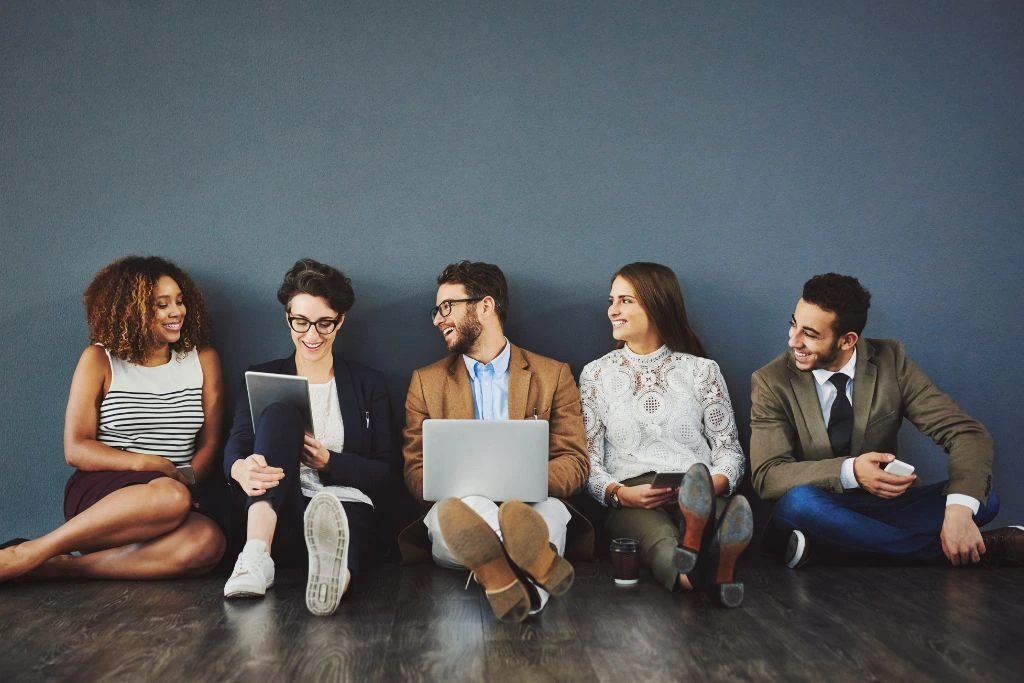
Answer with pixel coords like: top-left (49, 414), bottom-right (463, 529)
top-left (63, 470), bottom-right (164, 520)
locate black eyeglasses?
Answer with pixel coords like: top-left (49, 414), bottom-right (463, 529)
top-left (430, 298), bottom-right (482, 320)
top-left (288, 315), bottom-right (342, 335)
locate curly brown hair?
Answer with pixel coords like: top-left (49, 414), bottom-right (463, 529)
top-left (83, 256), bottom-right (212, 363)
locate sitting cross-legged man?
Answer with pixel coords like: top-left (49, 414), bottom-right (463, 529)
top-left (750, 273), bottom-right (1022, 569)
top-left (400, 261), bottom-right (592, 623)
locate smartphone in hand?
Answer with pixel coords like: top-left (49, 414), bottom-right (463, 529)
top-left (883, 459), bottom-right (915, 477)
top-left (176, 464), bottom-right (196, 485)
top-left (651, 471), bottom-right (685, 489)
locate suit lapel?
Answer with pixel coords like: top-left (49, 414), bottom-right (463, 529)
top-left (507, 344), bottom-right (531, 420)
top-left (444, 355), bottom-right (476, 419)
top-left (850, 340), bottom-right (876, 457)
top-left (280, 354), bottom-right (298, 376)
top-left (788, 358), bottom-right (831, 452)
top-left (332, 357), bottom-right (363, 452)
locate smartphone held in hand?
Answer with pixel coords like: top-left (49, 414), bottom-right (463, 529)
top-left (176, 464), bottom-right (196, 485)
top-left (651, 471), bottom-right (685, 489)
top-left (883, 459), bottom-right (915, 477)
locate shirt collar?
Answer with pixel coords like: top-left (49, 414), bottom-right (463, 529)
top-left (812, 349), bottom-right (857, 387)
top-left (462, 338), bottom-right (511, 378)
top-left (622, 343), bottom-right (671, 364)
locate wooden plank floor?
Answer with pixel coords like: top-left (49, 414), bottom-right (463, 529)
top-left (1, 559), bottom-right (1022, 682)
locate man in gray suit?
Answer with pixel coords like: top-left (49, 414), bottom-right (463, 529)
top-left (750, 273), bottom-right (1021, 568)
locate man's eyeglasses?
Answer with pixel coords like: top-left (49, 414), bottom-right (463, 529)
top-left (288, 315), bottom-right (342, 335)
top-left (430, 298), bottom-right (482, 320)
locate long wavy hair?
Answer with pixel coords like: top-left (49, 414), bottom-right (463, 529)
top-left (612, 262), bottom-right (707, 358)
top-left (83, 256), bottom-right (211, 363)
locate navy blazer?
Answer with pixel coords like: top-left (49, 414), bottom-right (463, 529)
top-left (223, 353), bottom-right (398, 503)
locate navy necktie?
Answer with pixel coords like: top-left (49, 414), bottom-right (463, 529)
top-left (827, 373), bottom-right (853, 457)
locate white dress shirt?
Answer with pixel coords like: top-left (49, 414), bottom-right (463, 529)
top-left (812, 350), bottom-right (978, 513)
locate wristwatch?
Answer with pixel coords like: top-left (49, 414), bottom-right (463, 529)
top-left (608, 484), bottom-right (622, 509)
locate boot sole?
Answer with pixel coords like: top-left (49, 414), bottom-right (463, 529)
top-left (498, 501), bottom-right (574, 596)
top-left (711, 495), bottom-right (753, 608)
top-left (438, 498), bottom-right (531, 623)
top-left (304, 492), bottom-right (349, 617)
top-left (674, 464), bottom-right (714, 573)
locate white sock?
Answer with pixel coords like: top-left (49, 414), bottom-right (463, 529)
top-left (242, 539), bottom-right (269, 556)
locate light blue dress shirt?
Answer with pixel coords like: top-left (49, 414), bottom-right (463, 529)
top-left (462, 339), bottom-right (511, 420)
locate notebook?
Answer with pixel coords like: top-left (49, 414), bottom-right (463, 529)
top-left (422, 419), bottom-right (549, 502)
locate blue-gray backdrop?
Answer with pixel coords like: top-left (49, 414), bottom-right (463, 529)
top-left (2, 1), bottom-right (1021, 537)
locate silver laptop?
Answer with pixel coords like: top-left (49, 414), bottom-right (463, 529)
top-left (422, 419), bottom-right (549, 502)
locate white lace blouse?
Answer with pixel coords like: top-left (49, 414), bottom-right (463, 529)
top-left (580, 345), bottom-right (746, 504)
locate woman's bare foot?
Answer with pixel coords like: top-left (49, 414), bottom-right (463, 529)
top-left (0, 542), bottom-right (45, 583)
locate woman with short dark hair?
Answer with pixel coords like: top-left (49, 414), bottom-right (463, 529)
top-left (222, 258), bottom-right (398, 617)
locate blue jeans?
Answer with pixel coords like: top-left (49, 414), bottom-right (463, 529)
top-left (771, 482), bottom-right (1000, 564)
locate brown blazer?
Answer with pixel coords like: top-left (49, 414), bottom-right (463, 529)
top-left (399, 344), bottom-right (593, 563)
top-left (750, 338), bottom-right (993, 503)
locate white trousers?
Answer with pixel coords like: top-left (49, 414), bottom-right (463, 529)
top-left (424, 496), bottom-right (571, 611)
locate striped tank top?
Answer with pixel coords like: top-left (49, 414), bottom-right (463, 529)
top-left (96, 347), bottom-right (205, 464)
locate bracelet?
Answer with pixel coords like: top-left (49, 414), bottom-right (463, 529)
top-left (606, 483), bottom-right (623, 508)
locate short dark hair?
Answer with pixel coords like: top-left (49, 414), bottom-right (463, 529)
top-left (277, 258), bottom-right (355, 314)
top-left (802, 273), bottom-right (871, 336)
top-left (437, 261), bottom-right (509, 324)
top-left (613, 262), bottom-right (707, 358)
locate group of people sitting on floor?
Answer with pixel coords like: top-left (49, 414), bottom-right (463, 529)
top-left (1, 256), bottom-right (1020, 621)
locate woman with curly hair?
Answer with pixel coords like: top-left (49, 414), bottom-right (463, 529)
top-left (0, 256), bottom-right (226, 582)
top-left (222, 258), bottom-right (398, 617)
top-left (580, 262), bottom-right (754, 607)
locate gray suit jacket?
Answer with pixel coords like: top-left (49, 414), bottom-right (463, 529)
top-left (749, 338), bottom-right (993, 503)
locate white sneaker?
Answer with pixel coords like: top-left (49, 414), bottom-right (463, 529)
top-left (224, 541), bottom-right (275, 598)
top-left (785, 529), bottom-right (809, 569)
top-left (304, 492), bottom-right (350, 617)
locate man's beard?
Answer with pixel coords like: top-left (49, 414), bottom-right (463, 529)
top-left (792, 337), bottom-right (842, 371)
top-left (447, 311), bottom-right (483, 356)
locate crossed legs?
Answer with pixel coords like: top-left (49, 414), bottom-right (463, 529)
top-left (0, 476), bottom-right (224, 582)
top-left (424, 495), bottom-right (572, 621)
top-left (425, 495), bottom-right (570, 568)
top-left (771, 482), bottom-right (1001, 564)
top-left (606, 501), bottom-right (728, 592)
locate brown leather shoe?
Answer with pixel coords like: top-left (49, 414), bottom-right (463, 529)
top-left (980, 526), bottom-right (1024, 567)
top-left (674, 463), bottom-right (714, 574)
top-left (498, 501), bottom-right (574, 596)
top-left (437, 498), bottom-right (531, 623)
top-left (707, 495), bottom-right (754, 608)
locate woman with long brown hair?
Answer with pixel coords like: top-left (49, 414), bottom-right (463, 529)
top-left (580, 262), bottom-right (753, 606)
top-left (0, 256), bottom-right (226, 582)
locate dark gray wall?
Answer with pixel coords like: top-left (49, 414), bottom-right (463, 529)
top-left (3, 1), bottom-right (1022, 537)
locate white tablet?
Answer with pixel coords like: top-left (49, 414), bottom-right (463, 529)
top-left (244, 371), bottom-right (313, 432)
